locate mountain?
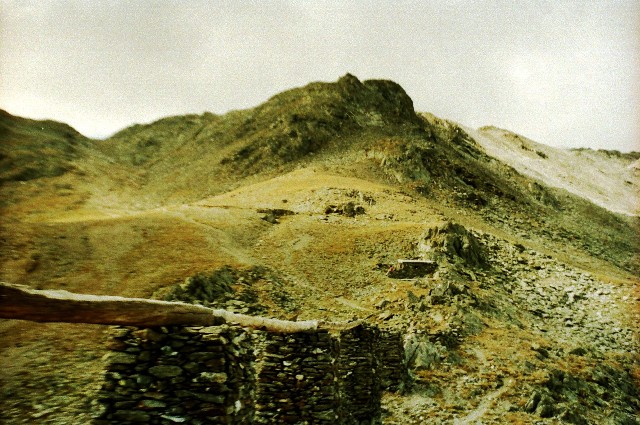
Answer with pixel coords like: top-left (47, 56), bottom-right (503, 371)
top-left (0, 75), bottom-right (638, 424)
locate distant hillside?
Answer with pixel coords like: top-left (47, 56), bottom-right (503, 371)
top-left (0, 109), bottom-right (90, 183)
top-left (95, 74), bottom-right (425, 201)
top-left (100, 73), bottom-right (420, 167)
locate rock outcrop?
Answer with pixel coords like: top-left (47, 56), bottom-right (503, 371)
top-left (417, 221), bottom-right (487, 268)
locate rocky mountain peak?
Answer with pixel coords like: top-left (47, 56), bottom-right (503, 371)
top-left (335, 73), bottom-right (419, 123)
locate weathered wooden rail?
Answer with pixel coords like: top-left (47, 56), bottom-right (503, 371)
top-left (0, 282), bottom-right (359, 333)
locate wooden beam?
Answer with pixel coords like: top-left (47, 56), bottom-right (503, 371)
top-left (0, 282), bottom-right (321, 332)
top-left (0, 282), bottom-right (225, 327)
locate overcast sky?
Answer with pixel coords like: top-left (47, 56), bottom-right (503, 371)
top-left (1, 1), bottom-right (638, 151)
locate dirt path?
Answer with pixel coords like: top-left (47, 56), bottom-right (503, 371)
top-left (453, 379), bottom-right (514, 425)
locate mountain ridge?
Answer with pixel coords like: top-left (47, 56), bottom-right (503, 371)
top-left (1, 74), bottom-right (638, 274)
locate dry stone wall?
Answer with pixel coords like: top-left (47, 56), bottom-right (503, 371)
top-left (376, 329), bottom-right (408, 392)
top-left (338, 325), bottom-right (382, 424)
top-left (254, 330), bottom-right (340, 424)
top-left (95, 325), bottom-right (255, 425)
top-left (94, 324), bottom-right (407, 424)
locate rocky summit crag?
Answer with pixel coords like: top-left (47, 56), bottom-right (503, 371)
top-left (0, 74), bottom-right (638, 424)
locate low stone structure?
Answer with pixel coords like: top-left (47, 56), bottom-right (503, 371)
top-left (254, 330), bottom-right (340, 424)
top-left (94, 323), bottom-right (408, 424)
top-left (376, 329), bottom-right (408, 392)
top-left (337, 325), bottom-right (382, 425)
top-left (1, 283), bottom-right (408, 424)
top-left (95, 325), bottom-right (255, 424)
top-left (387, 259), bottom-right (438, 278)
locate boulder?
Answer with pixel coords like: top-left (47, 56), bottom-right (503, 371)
top-left (404, 333), bottom-right (446, 371)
